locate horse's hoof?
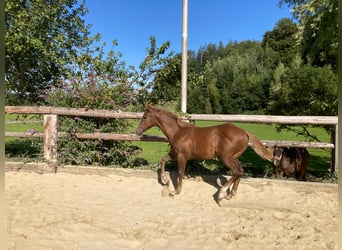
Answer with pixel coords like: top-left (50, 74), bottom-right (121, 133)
top-left (218, 190), bottom-right (227, 201)
top-left (161, 178), bottom-right (170, 186)
top-left (169, 190), bottom-right (180, 197)
top-left (225, 194), bottom-right (233, 200)
top-left (169, 191), bottom-right (176, 197)
top-left (218, 196), bottom-right (231, 206)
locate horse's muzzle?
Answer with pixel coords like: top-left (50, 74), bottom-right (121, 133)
top-left (273, 155), bottom-right (282, 166)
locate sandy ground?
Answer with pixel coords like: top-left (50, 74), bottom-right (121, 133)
top-left (5, 167), bottom-right (338, 250)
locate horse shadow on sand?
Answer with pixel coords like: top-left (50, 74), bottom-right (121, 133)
top-left (156, 160), bottom-right (230, 205)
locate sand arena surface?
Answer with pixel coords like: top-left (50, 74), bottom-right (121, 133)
top-left (5, 167), bottom-right (338, 250)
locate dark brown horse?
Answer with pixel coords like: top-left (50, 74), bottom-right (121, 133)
top-left (272, 146), bottom-right (309, 181)
top-left (135, 104), bottom-right (273, 203)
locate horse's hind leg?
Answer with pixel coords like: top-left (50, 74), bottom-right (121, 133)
top-left (218, 159), bottom-right (243, 202)
top-left (299, 150), bottom-right (308, 181)
top-left (226, 160), bottom-right (244, 199)
top-left (298, 161), bottom-right (307, 181)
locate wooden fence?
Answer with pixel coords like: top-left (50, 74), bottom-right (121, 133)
top-left (5, 106), bottom-right (338, 171)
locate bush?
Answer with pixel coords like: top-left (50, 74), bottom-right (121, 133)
top-left (41, 76), bottom-right (140, 167)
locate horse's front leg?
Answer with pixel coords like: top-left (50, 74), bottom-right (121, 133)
top-left (160, 153), bottom-right (172, 185)
top-left (170, 157), bottom-right (187, 196)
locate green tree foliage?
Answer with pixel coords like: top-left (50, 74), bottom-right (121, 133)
top-left (38, 33), bottom-right (136, 166)
top-left (153, 0), bottom-right (338, 117)
top-left (268, 59), bottom-right (337, 142)
top-left (268, 63), bottom-right (337, 116)
top-left (187, 41), bottom-right (272, 114)
top-left (279, 0), bottom-right (338, 69)
top-left (144, 53), bottom-right (181, 105)
top-left (5, 0), bottom-right (174, 165)
top-left (40, 36), bottom-right (172, 166)
top-left (134, 36), bottom-right (175, 106)
top-left (262, 18), bottom-right (298, 67)
top-left (195, 43), bottom-right (220, 68)
top-left (5, 0), bottom-right (92, 104)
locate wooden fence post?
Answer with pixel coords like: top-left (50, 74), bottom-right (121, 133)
top-left (44, 115), bottom-right (58, 163)
top-left (332, 124), bottom-right (338, 172)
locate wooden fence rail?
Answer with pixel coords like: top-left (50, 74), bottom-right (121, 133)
top-left (5, 131), bottom-right (335, 149)
top-left (5, 106), bottom-right (338, 171)
top-left (6, 106), bottom-right (337, 124)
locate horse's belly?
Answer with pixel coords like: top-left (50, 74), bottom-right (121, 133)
top-left (173, 129), bottom-right (220, 160)
top-left (190, 139), bottom-right (217, 160)
top-left (193, 144), bottom-right (216, 160)
top-left (172, 144), bottom-right (215, 160)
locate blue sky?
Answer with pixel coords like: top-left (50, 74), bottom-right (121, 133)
top-left (84, 0), bottom-right (293, 68)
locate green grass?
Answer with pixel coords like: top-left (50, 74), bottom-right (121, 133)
top-left (5, 114), bottom-right (43, 141)
top-left (5, 114), bottom-right (45, 160)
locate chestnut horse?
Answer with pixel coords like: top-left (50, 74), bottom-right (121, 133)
top-left (135, 104), bottom-right (273, 203)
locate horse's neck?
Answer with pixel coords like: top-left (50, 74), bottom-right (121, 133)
top-left (156, 114), bottom-right (181, 143)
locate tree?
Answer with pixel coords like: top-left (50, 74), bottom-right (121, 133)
top-left (5, 0), bottom-right (175, 165)
top-left (5, 0), bottom-right (92, 104)
top-left (279, 0), bottom-right (338, 70)
top-left (145, 53), bottom-right (181, 105)
top-left (187, 41), bottom-right (271, 114)
top-left (268, 63), bottom-right (337, 116)
top-left (262, 18), bottom-right (298, 68)
top-left (40, 36), bottom-right (173, 166)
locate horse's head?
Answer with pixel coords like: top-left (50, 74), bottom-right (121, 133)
top-left (135, 104), bottom-right (158, 136)
top-left (273, 146), bottom-right (284, 166)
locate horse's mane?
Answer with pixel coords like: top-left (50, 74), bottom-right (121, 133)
top-left (151, 105), bottom-right (195, 128)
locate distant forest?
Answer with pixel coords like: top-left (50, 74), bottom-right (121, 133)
top-left (149, 16), bottom-right (337, 116)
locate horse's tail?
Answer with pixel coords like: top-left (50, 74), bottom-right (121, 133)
top-left (245, 131), bottom-right (273, 162)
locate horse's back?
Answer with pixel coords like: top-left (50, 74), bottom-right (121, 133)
top-left (172, 122), bottom-right (248, 160)
top-left (183, 122), bottom-right (246, 140)
top-left (215, 123), bottom-right (247, 141)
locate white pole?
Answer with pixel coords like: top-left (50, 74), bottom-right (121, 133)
top-left (181, 0), bottom-right (188, 113)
